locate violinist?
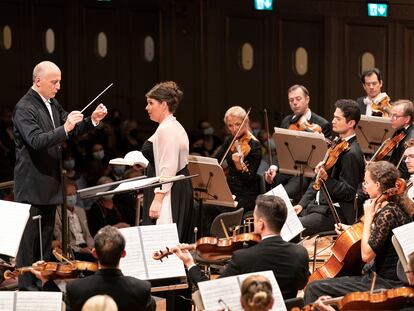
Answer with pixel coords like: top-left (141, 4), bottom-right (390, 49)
top-left (173, 195), bottom-right (310, 299)
top-left (356, 68), bottom-right (391, 117)
top-left (215, 106), bottom-right (262, 212)
top-left (294, 99), bottom-right (365, 236)
top-left (387, 99), bottom-right (414, 180)
top-left (265, 85), bottom-right (331, 203)
top-left (403, 138), bottom-right (414, 184)
top-left (305, 161), bottom-right (414, 305)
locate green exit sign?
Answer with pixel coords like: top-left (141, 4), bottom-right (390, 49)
top-left (254, 0), bottom-right (273, 11)
top-left (367, 2), bottom-right (388, 17)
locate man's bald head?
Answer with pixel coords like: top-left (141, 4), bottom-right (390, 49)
top-left (32, 61), bottom-right (60, 83)
top-left (32, 61), bottom-right (61, 100)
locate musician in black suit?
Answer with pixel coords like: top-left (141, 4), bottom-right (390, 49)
top-left (294, 99), bottom-right (365, 236)
top-left (13, 61), bottom-right (107, 290)
top-left (265, 84), bottom-right (331, 203)
top-left (356, 68), bottom-right (390, 117)
top-left (65, 226), bottom-right (155, 311)
top-left (387, 99), bottom-right (414, 180)
top-left (173, 195), bottom-right (310, 299)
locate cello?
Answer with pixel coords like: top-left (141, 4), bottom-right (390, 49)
top-left (308, 178), bottom-right (407, 285)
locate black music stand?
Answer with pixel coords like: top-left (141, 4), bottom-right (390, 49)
top-left (356, 115), bottom-right (394, 155)
top-left (188, 155), bottom-right (237, 237)
top-left (273, 127), bottom-right (327, 194)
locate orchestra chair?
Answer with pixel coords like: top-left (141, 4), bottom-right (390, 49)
top-left (210, 207), bottom-right (244, 238)
top-left (194, 207), bottom-right (244, 278)
top-left (284, 297), bottom-right (305, 310)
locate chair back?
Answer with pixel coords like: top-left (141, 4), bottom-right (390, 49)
top-left (210, 208), bottom-right (244, 238)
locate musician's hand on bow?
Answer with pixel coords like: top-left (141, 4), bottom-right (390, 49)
top-left (264, 165), bottom-right (277, 184)
top-left (314, 296), bottom-right (335, 311)
top-left (293, 204), bottom-right (303, 215)
top-left (172, 243), bottom-right (194, 268)
top-left (335, 223), bottom-right (350, 235)
top-left (64, 111), bottom-right (84, 133)
top-left (91, 103), bottom-right (108, 124)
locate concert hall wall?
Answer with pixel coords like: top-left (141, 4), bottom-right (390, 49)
top-left (1, 0), bottom-right (414, 136)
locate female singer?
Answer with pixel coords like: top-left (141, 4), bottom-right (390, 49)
top-left (240, 275), bottom-right (274, 311)
top-left (141, 81), bottom-right (193, 242)
top-left (215, 106), bottom-right (262, 213)
top-left (305, 161), bottom-right (414, 304)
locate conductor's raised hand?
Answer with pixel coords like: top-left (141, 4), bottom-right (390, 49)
top-left (64, 111), bottom-right (83, 133)
top-left (91, 103), bottom-right (108, 124)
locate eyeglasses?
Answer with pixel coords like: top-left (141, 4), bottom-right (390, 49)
top-left (404, 154), bottom-right (414, 161)
top-left (390, 114), bottom-right (406, 120)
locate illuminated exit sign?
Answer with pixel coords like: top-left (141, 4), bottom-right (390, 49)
top-left (367, 2), bottom-right (388, 17)
top-left (254, 0), bottom-right (273, 11)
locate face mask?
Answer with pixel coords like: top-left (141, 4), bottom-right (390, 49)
top-left (103, 194), bottom-right (113, 200)
top-left (63, 159), bottom-right (75, 170)
top-left (203, 126), bottom-right (214, 136)
top-left (66, 194), bottom-right (77, 207)
top-left (93, 150), bottom-right (105, 160)
top-left (252, 129), bottom-right (261, 137)
top-left (113, 165), bottom-right (125, 176)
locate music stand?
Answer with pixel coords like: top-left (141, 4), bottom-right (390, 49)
top-left (356, 115), bottom-right (394, 154)
top-left (273, 127), bottom-right (327, 193)
top-left (188, 155), bottom-right (237, 237)
top-left (77, 175), bottom-right (196, 199)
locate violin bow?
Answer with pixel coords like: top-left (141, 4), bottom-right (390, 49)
top-left (319, 179), bottom-right (342, 224)
top-left (219, 107), bottom-right (252, 166)
top-left (263, 108), bottom-right (273, 165)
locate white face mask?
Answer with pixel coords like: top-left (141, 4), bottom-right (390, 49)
top-left (66, 194), bottom-right (77, 207)
top-left (93, 150), bottom-right (105, 160)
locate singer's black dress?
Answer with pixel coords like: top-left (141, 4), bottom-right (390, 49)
top-left (141, 140), bottom-right (194, 242)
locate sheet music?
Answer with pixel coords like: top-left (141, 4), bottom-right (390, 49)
top-left (392, 222), bottom-right (414, 261)
top-left (0, 292), bottom-right (14, 311)
top-left (140, 224), bottom-right (186, 280)
top-left (119, 224), bottom-right (186, 281)
top-left (119, 226), bottom-right (148, 279)
top-left (198, 271), bottom-right (287, 311)
top-left (0, 200), bottom-right (30, 257)
top-left (15, 292), bottom-right (62, 311)
top-left (198, 276), bottom-right (244, 311)
top-left (265, 185), bottom-right (304, 241)
top-left (100, 177), bottom-right (160, 194)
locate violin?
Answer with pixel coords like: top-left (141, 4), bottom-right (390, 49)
top-left (308, 178), bottom-right (407, 285)
top-left (313, 138), bottom-right (350, 190)
top-left (370, 131), bottom-right (406, 162)
top-left (3, 260), bottom-right (97, 280)
top-left (300, 287), bottom-right (414, 310)
top-left (230, 132), bottom-right (255, 172)
top-left (153, 233), bottom-right (261, 262)
top-left (371, 93), bottom-right (392, 118)
top-left (289, 114), bottom-right (322, 134)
